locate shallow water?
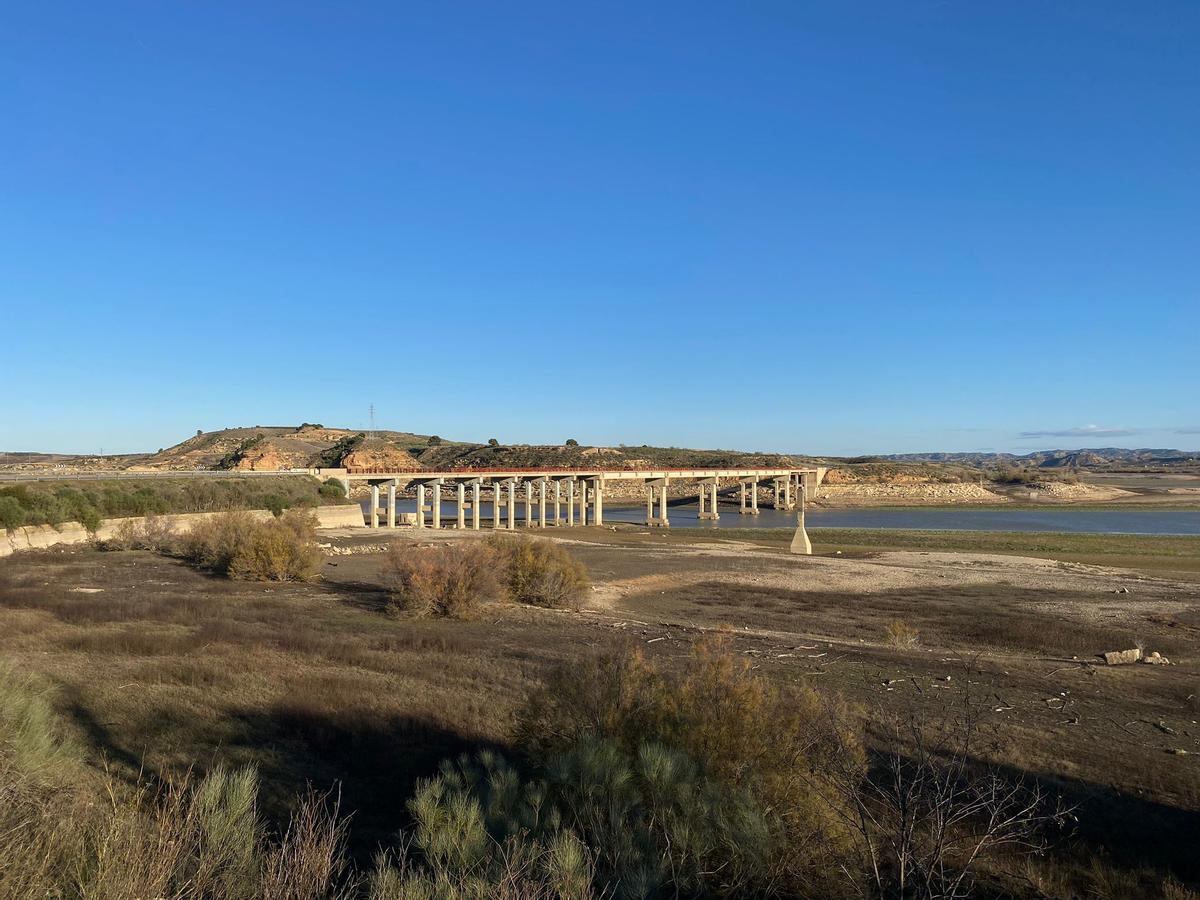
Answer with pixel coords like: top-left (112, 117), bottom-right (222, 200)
top-left (362, 499), bottom-right (1200, 535)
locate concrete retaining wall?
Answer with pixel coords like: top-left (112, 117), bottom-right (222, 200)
top-left (1, 504), bottom-right (366, 558)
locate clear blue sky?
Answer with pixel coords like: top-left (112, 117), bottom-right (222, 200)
top-left (3, 1), bottom-right (1197, 456)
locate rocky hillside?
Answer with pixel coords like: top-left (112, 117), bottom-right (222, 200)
top-left (115, 426), bottom-right (800, 473)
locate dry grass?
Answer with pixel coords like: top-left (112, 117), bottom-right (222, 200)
top-left (885, 618), bottom-right (920, 649)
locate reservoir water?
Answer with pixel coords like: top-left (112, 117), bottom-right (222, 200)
top-left (361, 499), bottom-right (1200, 536)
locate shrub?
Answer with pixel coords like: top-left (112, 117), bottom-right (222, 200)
top-left (105, 514), bottom-right (178, 552)
top-left (315, 433), bottom-right (365, 467)
top-left (489, 536), bottom-right (589, 609)
top-left (319, 478), bottom-right (346, 500)
top-left (885, 618), bottom-right (921, 648)
top-left (75, 503), bottom-right (103, 534)
top-left (487, 438), bottom-right (500, 447)
top-left (227, 510), bottom-right (322, 582)
top-left (0, 664), bottom-right (354, 900)
top-left (427, 435), bottom-right (443, 446)
top-left (0, 496), bottom-right (24, 530)
top-left (515, 636), bottom-right (862, 894)
top-left (179, 510), bottom-right (262, 575)
top-left (385, 541), bottom-right (506, 618)
top-left (565, 439), bottom-right (579, 447)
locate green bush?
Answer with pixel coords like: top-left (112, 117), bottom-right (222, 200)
top-left (0, 496), bottom-right (24, 530)
top-left (516, 636), bottom-right (862, 894)
top-left (0, 475), bottom-right (346, 531)
top-left (319, 478), bottom-right (346, 500)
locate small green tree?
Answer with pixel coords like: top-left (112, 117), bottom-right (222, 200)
top-left (0, 496), bottom-right (24, 530)
top-left (565, 438), bottom-right (579, 447)
top-left (428, 435), bottom-right (443, 446)
top-left (487, 438), bottom-right (500, 447)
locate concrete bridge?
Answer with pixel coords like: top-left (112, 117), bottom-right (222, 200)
top-left (309, 466), bottom-right (827, 531)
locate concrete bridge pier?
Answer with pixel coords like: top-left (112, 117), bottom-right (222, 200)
top-left (697, 478), bottom-right (719, 521)
top-left (566, 479), bottom-right (576, 526)
top-left (578, 481), bottom-right (588, 526)
top-left (552, 479), bottom-right (562, 525)
top-left (593, 478), bottom-right (604, 526)
top-left (430, 479), bottom-right (443, 529)
top-left (387, 482), bottom-right (397, 528)
top-left (538, 479), bottom-right (547, 528)
top-left (645, 478), bottom-right (669, 527)
top-left (415, 483), bottom-right (426, 527)
top-left (506, 479), bottom-right (517, 529)
top-left (456, 482), bottom-right (466, 529)
top-left (790, 483), bottom-right (812, 555)
top-left (370, 484), bottom-right (380, 528)
top-left (492, 481), bottom-right (502, 529)
top-left (471, 480), bottom-right (482, 530)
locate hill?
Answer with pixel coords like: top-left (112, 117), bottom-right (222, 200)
top-left (135, 426), bottom-right (801, 472)
top-left (873, 448), bottom-right (1200, 471)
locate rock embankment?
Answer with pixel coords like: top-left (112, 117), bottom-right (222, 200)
top-left (812, 483), bottom-right (1005, 506)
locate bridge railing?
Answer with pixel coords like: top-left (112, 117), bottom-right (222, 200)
top-left (343, 465), bottom-right (806, 476)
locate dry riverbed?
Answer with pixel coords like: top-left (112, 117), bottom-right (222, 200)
top-left (1, 525), bottom-right (1197, 888)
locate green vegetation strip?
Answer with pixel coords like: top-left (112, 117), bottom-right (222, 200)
top-left (0, 475), bottom-right (349, 531)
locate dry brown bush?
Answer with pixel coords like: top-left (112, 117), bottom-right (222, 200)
top-left (105, 513), bottom-right (178, 553)
top-left (886, 618), bottom-right (921, 649)
top-left (228, 510), bottom-right (321, 582)
top-left (179, 510), bottom-right (261, 574)
top-left (384, 541), bottom-right (506, 618)
top-left (179, 510), bottom-right (319, 581)
top-left (486, 534), bottom-right (590, 608)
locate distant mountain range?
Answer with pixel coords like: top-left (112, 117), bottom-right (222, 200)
top-left (858, 448), bottom-right (1200, 470)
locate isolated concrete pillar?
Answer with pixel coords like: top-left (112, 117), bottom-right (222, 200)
top-left (594, 479), bottom-right (604, 526)
top-left (416, 483), bottom-right (426, 528)
top-left (790, 483), bottom-right (812, 555)
top-left (387, 482), bottom-right (396, 528)
top-left (566, 480), bottom-right (575, 526)
top-left (370, 484), bottom-right (380, 528)
top-left (431, 481), bottom-right (442, 529)
top-left (457, 482), bottom-right (466, 529)
top-left (472, 481), bottom-right (481, 530)
top-left (538, 479), bottom-right (547, 528)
